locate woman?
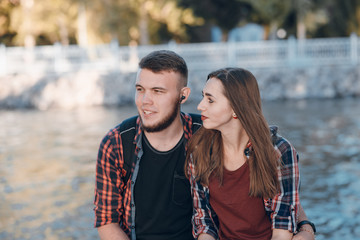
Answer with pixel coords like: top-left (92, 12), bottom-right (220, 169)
top-left (186, 68), bottom-right (303, 240)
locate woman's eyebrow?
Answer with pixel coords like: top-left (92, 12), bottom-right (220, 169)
top-left (202, 91), bottom-right (214, 97)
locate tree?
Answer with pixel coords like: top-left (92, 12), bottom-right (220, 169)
top-left (177, 0), bottom-right (252, 41)
top-left (0, 0), bottom-right (20, 46)
top-left (240, 0), bottom-right (292, 39)
top-left (84, 0), bottom-right (203, 45)
top-left (313, 0), bottom-right (360, 37)
top-left (10, 0), bottom-right (80, 46)
top-left (129, 0), bottom-right (204, 44)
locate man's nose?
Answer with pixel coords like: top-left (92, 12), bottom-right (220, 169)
top-left (142, 92), bottom-right (153, 104)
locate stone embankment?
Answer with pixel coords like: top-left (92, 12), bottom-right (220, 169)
top-left (0, 64), bottom-right (359, 110)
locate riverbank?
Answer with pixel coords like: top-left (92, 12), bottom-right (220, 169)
top-left (1, 64), bottom-right (359, 110)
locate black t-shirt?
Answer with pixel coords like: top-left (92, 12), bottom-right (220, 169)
top-left (134, 134), bottom-right (194, 240)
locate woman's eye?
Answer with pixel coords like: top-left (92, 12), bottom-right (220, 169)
top-left (208, 98), bottom-right (214, 103)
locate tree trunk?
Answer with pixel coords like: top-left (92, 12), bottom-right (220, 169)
top-left (22, 0), bottom-right (35, 47)
top-left (356, 6), bottom-right (360, 35)
top-left (77, 3), bottom-right (88, 46)
top-left (139, 4), bottom-right (149, 45)
top-left (58, 15), bottom-right (69, 46)
top-left (221, 30), bottom-right (229, 42)
top-left (268, 22), bottom-right (278, 40)
top-left (297, 19), bottom-right (306, 39)
top-left (263, 24), bottom-right (270, 40)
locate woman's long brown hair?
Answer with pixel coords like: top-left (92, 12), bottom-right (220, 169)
top-left (186, 68), bottom-right (280, 199)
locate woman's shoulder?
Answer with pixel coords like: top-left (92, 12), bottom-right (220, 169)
top-left (269, 125), bottom-right (296, 154)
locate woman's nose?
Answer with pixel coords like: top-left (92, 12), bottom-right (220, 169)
top-left (197, 99), bottom-right (205, 111)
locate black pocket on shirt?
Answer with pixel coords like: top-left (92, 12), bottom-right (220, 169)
top-left (172, 173), bottom-right (191, 206)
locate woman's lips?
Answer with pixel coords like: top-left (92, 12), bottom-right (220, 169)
top-left (201, 115), bottom-right (208, 121)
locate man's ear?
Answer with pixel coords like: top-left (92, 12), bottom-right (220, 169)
top-left (180, 87), bottom-right (191, 104)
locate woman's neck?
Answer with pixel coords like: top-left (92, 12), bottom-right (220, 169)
top-left (221, 124), bottom-right (250, 171)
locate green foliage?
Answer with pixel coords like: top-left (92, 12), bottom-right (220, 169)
top-left (313, 0), bottom-right (360, 37)
top-left (177, 0), bottom-right (252, 40)
top-left (0, 0), bottom-right (20, 45)
top-left (0, 0), bottom-right (358, 46)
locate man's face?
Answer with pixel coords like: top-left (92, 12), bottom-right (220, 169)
top-left (135, 69), bottom-right (182, 132)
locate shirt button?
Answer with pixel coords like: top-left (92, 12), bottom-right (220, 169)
top-left (131, 181), bottom-right (134, 184)
top-left (131, 204), bottom-right (134, 207)
top-left (131, 225), bottom-right (135, 229)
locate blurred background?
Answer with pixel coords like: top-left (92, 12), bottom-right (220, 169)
top-left (0, 0), bottom-right (360, 239)
top-left (1, 0), bottom-right (359, 46)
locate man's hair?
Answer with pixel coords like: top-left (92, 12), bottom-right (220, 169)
top-left (139, 50), bottom-right (188, 86)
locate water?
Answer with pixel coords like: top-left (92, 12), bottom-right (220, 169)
top-left (0, 98), bottom-right (359, 239)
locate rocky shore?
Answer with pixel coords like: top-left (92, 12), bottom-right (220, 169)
top-left (1, 64), bottom-right (359, 110)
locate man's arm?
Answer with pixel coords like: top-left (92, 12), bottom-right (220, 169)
top-left (98, 223), bottom-right (130, 240)
top-left (94, 131), bottom-right (128, 237)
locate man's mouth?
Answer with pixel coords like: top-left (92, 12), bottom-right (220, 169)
top-left (144, 110), bottom-right (153, 115)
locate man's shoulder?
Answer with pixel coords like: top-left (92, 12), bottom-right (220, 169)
top-left (182, 112), bottom-right (202, 124)
top-left (270, 125), bottom-right (298, 165)
top-left (118, 116), bottom-right (138, 133)
top-left (189, 113), bottom-right (202, 122)
top-left (103, 116), bottom-right (138, 139)
top-left (182, 112), bottom-right (202, 133)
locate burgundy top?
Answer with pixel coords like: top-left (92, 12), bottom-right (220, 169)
top-left (209, 162), bottom-right (272, 240)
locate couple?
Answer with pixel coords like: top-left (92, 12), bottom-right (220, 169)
top-left (93, 50), bottom-right (316, 240)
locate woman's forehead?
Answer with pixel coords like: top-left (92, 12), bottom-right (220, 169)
top-left (203, 78), bottom-right (224, 95)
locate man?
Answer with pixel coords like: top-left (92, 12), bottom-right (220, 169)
top-left (93, 50), bottom-right (316, 240)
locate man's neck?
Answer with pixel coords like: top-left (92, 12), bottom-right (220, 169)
top-left (144, 116), bottom-right (184, 152)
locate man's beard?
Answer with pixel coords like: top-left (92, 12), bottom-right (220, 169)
top-left (141, 99), bottom-right (180, 133)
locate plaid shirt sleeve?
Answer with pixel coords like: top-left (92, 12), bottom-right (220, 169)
top-left (93, 128), bottom-right (126, 228)
top-left (187, 155), bottom-right (218, 239)
top-left (265, 134), bottom-right (300, 233)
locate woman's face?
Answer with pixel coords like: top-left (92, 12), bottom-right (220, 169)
top-left (197, 77), bottom-right (234, 131)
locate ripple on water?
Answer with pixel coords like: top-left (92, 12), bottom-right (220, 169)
top-left (1, 99), bottom-right (360, 239)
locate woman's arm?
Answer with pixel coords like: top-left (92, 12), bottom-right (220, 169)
top-left (198, 233), bottom-right (216, 240)
top-left (292, 205), bottom-right (315, 240)
top-left (268, 134), bottom-right (300, 233)
top-left (187, 155), bottom-right (218, 239)
top-left (271, 229), bottom-right (293, 240)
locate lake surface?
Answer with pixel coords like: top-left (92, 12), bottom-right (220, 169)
top-left (0, 98), bottom-right (359, 239)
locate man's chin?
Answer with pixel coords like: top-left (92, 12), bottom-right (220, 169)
top-left (141, 119), bottom-right (160, 132)
top-left (142, 119), bottom-right (172, 133)
top-left (143, 124), bottom-right (161, 133)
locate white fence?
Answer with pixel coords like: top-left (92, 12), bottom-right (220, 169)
top-left (0, 34), bottom-right (359, 76)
